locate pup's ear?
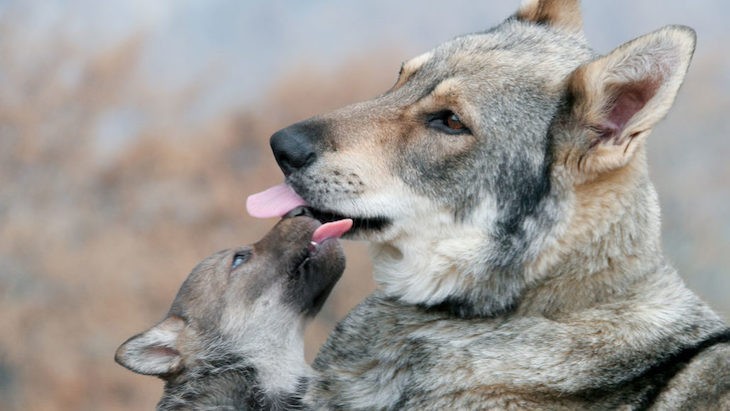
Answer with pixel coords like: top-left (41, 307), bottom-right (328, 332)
top-left (559, 25), bottom-right (696, 176)
top-left (115, 315), bottom-right (185, 376)
top-left (516, 0), bottom-right (582, 33)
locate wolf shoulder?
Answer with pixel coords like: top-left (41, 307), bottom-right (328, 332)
top-left (651, 341), bottom-right (730, 410)
top-left (306, 291), bottom-right (730, 410)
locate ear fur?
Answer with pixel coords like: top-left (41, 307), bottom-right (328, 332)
top-left (115, 315), bottom-right (185, 376)
top-left (561, 25), bottom-right (696, 176)
top-left (516, 0), bottom-right (583, 32)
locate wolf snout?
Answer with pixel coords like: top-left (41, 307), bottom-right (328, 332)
top-left (270, 123), bottom-right (318, 175)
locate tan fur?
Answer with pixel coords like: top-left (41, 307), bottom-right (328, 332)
top-left (517, 0), bottom-right (583, 32)
top-left (393, 51), bottom-right (434, 90)
top-left (522, 151), bottom-right (655, 310)
top-left (264, 1), bottom-right (729, 408)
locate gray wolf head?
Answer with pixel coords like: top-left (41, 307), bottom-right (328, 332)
top-left (115, 212), bottom-right (347, 398)
top-left (256, 0), bottom-right (696, 317)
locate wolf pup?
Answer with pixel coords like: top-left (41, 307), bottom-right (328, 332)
top-left (115, 210), bottom-right (351, 410)
top-left (249, 0), bottom-right (730, 408)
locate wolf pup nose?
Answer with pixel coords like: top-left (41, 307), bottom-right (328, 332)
top-left (114, 214), bottom-right (349, 410)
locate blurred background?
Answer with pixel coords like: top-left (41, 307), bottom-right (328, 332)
top-left (0, 1), bottom-right (727, 409)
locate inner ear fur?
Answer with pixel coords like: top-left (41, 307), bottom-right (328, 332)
top-left (114, 315), bottom-right (186, 377)
top-left (560, 25), bottom-right (696, 176)
top-left (516, 0), bottom-right (583, 32)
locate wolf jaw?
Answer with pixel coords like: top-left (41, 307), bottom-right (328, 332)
top-left (248, 179), bottom-right (563, 318)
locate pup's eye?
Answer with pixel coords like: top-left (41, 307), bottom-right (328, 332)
top-left (231, 251), bottom-right (251, 269)
top-left (428, 111), bottom-right (470, 135)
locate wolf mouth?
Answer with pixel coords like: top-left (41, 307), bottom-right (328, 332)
top-left (284, 216), bottom-right (349, 316)
top-left (246, 183), bottom-right (391, 235)
top-left (308, 208), bottom-right (391, 235)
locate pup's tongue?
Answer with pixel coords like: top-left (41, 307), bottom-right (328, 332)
top-left (246, 183), bottom-right (308, 218)
top-left (312, 219), bottom-right (353, 244)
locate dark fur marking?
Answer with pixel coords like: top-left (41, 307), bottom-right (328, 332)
top-left (636, 328), bottom-right (730, 409)
top-left (285, 257), bottom-right (342, 317)
top-left (392, 338), bottom-right (436, 408)
top-left (492, 121), bottom-right (555, 268)
top-left (159, 351), bottom-right (308, 410)
top-left (572, 328), bottom-right (730, 408)
top-left (421, 293), bottom-right (518, 319)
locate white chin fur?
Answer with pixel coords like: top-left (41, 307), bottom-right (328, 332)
top-left (370, 199), bottom-right (498, 306)
top-left (219, 286), bottom-right (310, 395)
top-left (320, 179), bottom-right (500, 306)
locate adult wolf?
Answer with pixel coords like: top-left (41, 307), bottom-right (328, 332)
top-left (249, 0), bottom-right (730, 408)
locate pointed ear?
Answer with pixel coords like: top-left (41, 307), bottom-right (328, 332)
top-left (516, 0), bottom-right (582, 33)
top-left (561, 25), bottom-right (696, 176)
top-left (115, 316), bottom-right (185, 376)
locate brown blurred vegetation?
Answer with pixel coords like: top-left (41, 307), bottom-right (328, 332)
top-left (0, 22), bottom-right (405, 409)
top-left (1, 15), bottom-right (728, 411)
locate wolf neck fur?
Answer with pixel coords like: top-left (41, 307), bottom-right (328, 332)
top-left (158, 327), bottom-right (310, 410)
top-left (522, 152), bottom-right (665, 316)
top-left (218, 292), bottom-right (311, 395)
top-left (158, 363), bottom-right (307, 410)
top-left (370, 205), bottom-right (498, 310)
top-left (371, 151), bottom-right (664, 318)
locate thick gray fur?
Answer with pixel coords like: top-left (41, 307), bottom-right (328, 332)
top-left (115, 216), bottom-right (345, 410)
top-left (266, 1), bottom-right (730, 409)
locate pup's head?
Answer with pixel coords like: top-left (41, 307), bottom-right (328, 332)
top-left (249, 0), bottom-right (696, 316)
top-left (115, 212), bottom-right (348, 382)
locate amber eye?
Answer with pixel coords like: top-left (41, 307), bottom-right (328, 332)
top-left (428, 111), bottom-right (470, 135)
top-left (445, 113), bottom-right (465, 131)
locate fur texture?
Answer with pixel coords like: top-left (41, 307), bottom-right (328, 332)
top-left (265, 0), bottom-right (730, 408)
top-left (115, 215), bottom-right (345, 410)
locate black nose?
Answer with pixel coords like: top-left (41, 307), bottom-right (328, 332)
top-left (270, 124), bottom-right (317, 176)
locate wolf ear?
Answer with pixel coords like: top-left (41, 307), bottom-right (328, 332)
top-left (560, 25), bottom-right (696, 176)
top-left (115, 316), bottom-right (185, 376)
top-left (516, 0), bottom-right (582, 32)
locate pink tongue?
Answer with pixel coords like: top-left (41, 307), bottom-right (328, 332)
top-left (312, 219), bottom-right (353, 244)
top-left (246, 184), bottom-right (308, 218)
